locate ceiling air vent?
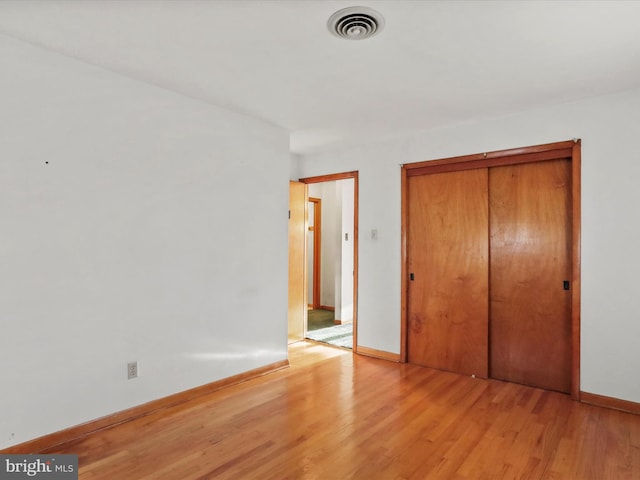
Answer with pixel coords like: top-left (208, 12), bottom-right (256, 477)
top-left (327, 6), bottom-right (385, 40)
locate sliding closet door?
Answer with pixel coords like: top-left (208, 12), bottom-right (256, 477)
top-left (407, 169), bottom-right (489, 378)
top-left (489, 159), bottom-right (572, 393)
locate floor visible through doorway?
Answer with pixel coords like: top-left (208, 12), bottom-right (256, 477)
top-left (307, 309), bottom-right (335, 331)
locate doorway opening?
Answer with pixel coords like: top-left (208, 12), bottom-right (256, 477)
top-left (301, 172), bottom-right (358, 351)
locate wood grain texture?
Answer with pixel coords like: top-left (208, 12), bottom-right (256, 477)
top-left (21, 342), bottom-right (640, 479)
top-left (407, 169), bottom-right (489, 378)
top-left (403, 140), bottom-right (576, 174)
top-left (401, 140), bottom-right (581, 395)
top-left (1, 359), bottom-right (289, 455)
top-left (288, 181), bottom-right (307, 343)
top-left (571, 140), bottom-right (582, 399)
top-left (490, 159), bottom-right (572, 393)
top-left (400, 165), bottom-right (409, 362)
top-left (407, 147), bottom-right (573, 177)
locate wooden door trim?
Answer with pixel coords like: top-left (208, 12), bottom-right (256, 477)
top-left (299, 171), bottom-right (359, 353)
top-left (401, 140), bottom-right (581, 400)
top-left (571, 141), bottom-right (581, 400)
top-left (404, 140), bottom-right (576, 175)
top-left (400, 168), bottom-right (408, 365)
top-left (308, 197), bottom-right (322, 309)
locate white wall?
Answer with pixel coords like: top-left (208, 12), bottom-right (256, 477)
top-left (290, 153), bottom-right (302, 181)
top-left (298, 87), bottom-right (640, 404)
top-left (308, 182), bottom-right (341, 309)
top-left (0, 34), bottom-right (289, 448)
top-left (340, 179), bottom-right (354, 324)
top-left (307, 180), bottom-right (354, 322)
top-left (306, 196), bottom-right (315, 305)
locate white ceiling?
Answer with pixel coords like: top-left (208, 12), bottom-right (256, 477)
top-left (1, 0), bottom-right (640, 154)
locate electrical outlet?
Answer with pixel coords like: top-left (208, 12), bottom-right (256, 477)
top-left (127, 361), bottom-right (138, 380)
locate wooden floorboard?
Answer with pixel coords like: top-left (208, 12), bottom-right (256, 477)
top-left (41, 341), bottom-right (640, 479)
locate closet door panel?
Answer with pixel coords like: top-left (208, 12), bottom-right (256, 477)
top-left (407, 169), bottom-right (489, 378)
top-left (489, 159), bottom-right (572, 393)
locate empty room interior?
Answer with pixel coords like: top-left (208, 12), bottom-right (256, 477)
top-left (2, 1), bottom-right (640, 478)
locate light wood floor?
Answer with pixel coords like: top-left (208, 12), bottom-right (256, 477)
top-left (47, 341), bottom-right (640, 479)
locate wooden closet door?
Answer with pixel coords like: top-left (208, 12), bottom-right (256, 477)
top-left (489, 159), bottom-right (572, 393)
top-left (407, 169), bottom-right (489, 378)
